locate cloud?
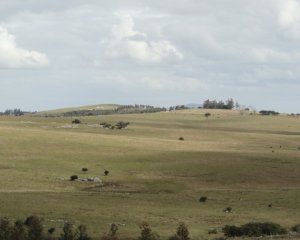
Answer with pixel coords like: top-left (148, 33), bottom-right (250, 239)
top-left (0, 26), bottom-right (49, 68)
top-left (277, 0), bottom-right (300, 38)
top-left (104, 15), bottom-right (183, 64)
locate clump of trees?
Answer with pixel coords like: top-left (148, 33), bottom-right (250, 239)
top-left (223, 222), bottom-right (287, 237)
top-left (100, 122), bottom-right (130, 130)
top-left (0, 109), bottom-right (31, 116)
top-left (259, 110), bottom-right (279, 115)
top-left (63, 105), bottom-right (167, 117)
top-left (169, 105), bottom-right (189, 111)
top-left (203, 98), bottom-right (236, 109)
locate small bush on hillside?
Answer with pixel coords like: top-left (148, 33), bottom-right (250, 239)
top-left (104, 170), bottom-right (109, 176)
top-left (291, 224), bottom-right (300, 233)
top-left (138, 222), bottom-right (160, 240)
top-left (100, 224), bottom-right (119, 240)
top-left (208, 228), bottom-right (218, 234)
top-left (24, 216), bottom-right (44, 240)
top-left (0, 217), bottom-right (13, 240)
top-left (12, 220), bottom-right (28, 240)
top-left (70, 175), bottom-right (78, 181)
top-left (176, 223), bottom-right (189, 240)
top-left (77, 225), bottom-right (91, 240)
top-left (81, 168), bottom-right (88, 172)
top-left (59, 223), bottom-right (76, 240)
top-left (199, 196), bottom-right (207, 202)
top-left (48, 227), bottom-right (55, 235)
top-left (223, 222), bottom-right (287, 237)
top-left (178, 137), bottom-right (184, 141)
top-left (115, 121), bottom-right (130, 130)
top-left (204, 113), bottom-right (211, 118)
top-left (223, 207), bottom-right (232, 213)
top-left (72, 119), bottom-right (81, 124)
top-left (110, 224), bottom-right (118, 237)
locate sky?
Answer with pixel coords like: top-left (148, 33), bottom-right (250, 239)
top-left (0, 0), bottom-right (300, 112)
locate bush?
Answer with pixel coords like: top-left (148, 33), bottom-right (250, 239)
top-left (24, 215), bottom-right (44, 240)
top-left (115, 121), bottom-right (130, 130)
top-left (208, 228), bottom-right (218, 234)
top-left (291, 224), bottom-right (300, 233)
top-left (223, 207), bottom-right (232, 213)
top-left (12, 220), bottom-right (28, 240)
top-left (223, 222), bottom-right (287, 237)
top-left (81, 168), bottom-right (88, 172)
top-left (104, 170), bottom-right (109, 176)
top-left (72, 119), bottom-right (81, 124)
top-left (176, 223), bottom-right (189, 240)
top-left (70, 175), bottom-right (78, 181)
top-left (204, 113), bottom-right (211, 118)
top-left (199, 196), bottom-right (207, 202)
top-left (178, 137), bottom-right (184, 141)
top-left (59, 223), bottom-right (76, 240)
top-left (138, 222), bottom-right (160, 240)
top-left (77, 225), bottom-right (91, 240)
top-left (0, 217), bottom-right (13, 240)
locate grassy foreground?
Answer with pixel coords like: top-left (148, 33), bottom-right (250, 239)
top-left (0, 109), bottom-right (299, 239)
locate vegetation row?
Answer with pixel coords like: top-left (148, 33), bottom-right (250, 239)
top-left (0, 216), bottom-right (299, 240)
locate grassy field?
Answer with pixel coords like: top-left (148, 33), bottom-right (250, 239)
top-left (0, 109), bottom-right (299, 239)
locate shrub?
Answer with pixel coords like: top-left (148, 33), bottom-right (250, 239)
top-left (223, 222), bottom-right (287, 237)
top-left (110, 224), bottom-right (118, 237)
top-left (208, 228), bottom-right (218, 234)
top-left (199, 196), bottom-right (207, 202)
top-left (48, 228), bottom-right (55, 235)
top-left (178, 137), bottom-right (184, 141)
top-left (138, 222), bottom-right (160, 240)
top-left (72, 119), bottom-right (81, 124)
top-left (24, 215), bottom-right (44, 240)
top-left (0, 217), bottom-right (13, 240)
top-left (291, 224), bottom-right (300, 233)
top-left (12, 220), bottom-right (28, 240)
top-left (176, 223), bottom-right (189, 240)
top-left (223, 207), bottom-right (232, 213)
top-left (115, 121), bottom-right (130, 130)
top-left (104, 170), bottom-right (109, 176)
top-left (204, 113), bottom-right (211, 118)
top-left (77, 225), bottom-right (91, 240)
top-left (223, 225), bottom-right (243, 237)
top-left (70, 175), bottom-right (78, 181)
top-left (59, 223), bottom-right (76, 240)
top-left (81, 168), bottom-right (88, 172)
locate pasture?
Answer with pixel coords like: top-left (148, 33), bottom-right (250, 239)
top-left (0, 109), bottom-right (299, 239)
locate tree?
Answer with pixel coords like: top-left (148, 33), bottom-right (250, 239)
top-left (77, 225), bottom-right (91, 240)
top-left (12, 220), bottom-right (27, 240)
top-left (0, 218), bottom-right (12, 240)
top-left (138, 222), bottom-right (160, 240)
top-left (176, 223), bottom-right (189, 240)
top-left (24, 216), bottom-right (44, 240)
top-left (59, 223), bottom-right (76, 240)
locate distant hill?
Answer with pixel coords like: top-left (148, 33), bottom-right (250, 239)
top-left (36, 104), bottom-right (167, 117)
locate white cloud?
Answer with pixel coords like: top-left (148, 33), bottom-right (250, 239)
top-left (0, 26), bottom-right (49, 68)
top-left (277, 0), bottom-right (300, 38)
top-left (105, 15), bottom-right (183, 63)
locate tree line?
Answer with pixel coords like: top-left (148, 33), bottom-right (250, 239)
top-left (202, 98), bottom-right (236, 109)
